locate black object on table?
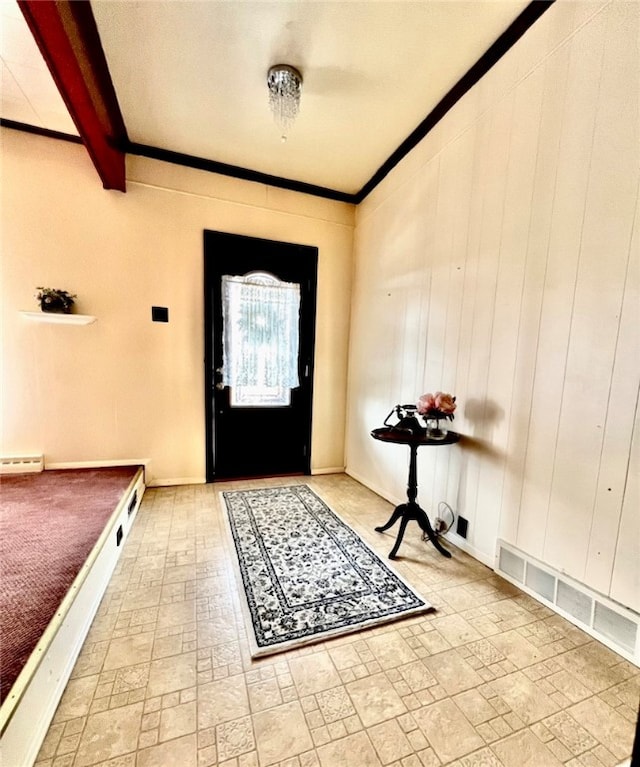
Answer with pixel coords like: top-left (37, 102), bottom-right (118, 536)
top-left (371, 426), bottom-right (461, 560)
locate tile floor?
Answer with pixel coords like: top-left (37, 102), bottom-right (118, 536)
top-left (34, 474), bottom-right (638, 767)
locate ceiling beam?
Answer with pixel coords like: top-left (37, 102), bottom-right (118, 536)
top-left (18, 0), bottom-right (127, 192)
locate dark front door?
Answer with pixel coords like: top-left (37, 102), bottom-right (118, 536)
top-left (204, 230), bottom-right (318, 481)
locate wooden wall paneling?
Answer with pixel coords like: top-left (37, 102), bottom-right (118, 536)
top-left (440, 131), bottom-right (476, 390)
top-left (386, 214), bottom-right (408, 409)
top-left (513, 0), bottom-right (558, 83)
top-left (451, 117), bottom-right (489, 530)
top-left (543, 7), bottom-right (624, 579)
top-left (410, 160), bottom-right (441, 506)
top-left (438, 131), bottom-right (474, 502)
top-left (422, 172), bottom-right (450, 394)
top-left (582, 2), bottom-right (640, 595)
top-left (401, 200), bottom-right (423, 406)
top-left (420, 142), bottom-right (460, 507)
top-left (388, 221), bottom-right (412, 500)
top-left (500, 45), bottom-right (571, 544)
top-left (437, 133), bottom-right (476, 511)
top-left (397, 186), bottom-right (422, 354)
top-left (411, 165), bottom-right (438, 401)
top-left (515, 2), bottom-right (604, 87)
top-left (590, 202), bottom-right (639, 602)
top-left (609, 400), bottom-right (640, 612)
top-left (398, 169), bottom-right (430, 511)
top-left (477, 63), bottom-right (545, 553)
top-left (515, 2), bottom-right (608, 89)
top-left (517, 14), bottom-right (606, 559)
top-left (460, 94), bottom-right (513, 552)
top-left (408, 177), bottom-right (441, 499)
top-left (399, 175), bottom-right (432, 406)
top-left (556, 0), bottom-right (640, 591)
top-left (348, 2), bottom-right (636, 600)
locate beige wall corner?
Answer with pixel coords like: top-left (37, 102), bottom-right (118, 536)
top-left (1, 129), bottom-right (355, 483)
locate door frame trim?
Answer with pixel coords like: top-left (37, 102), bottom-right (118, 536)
top-left (203, 230), bottom-right (318, 482)
top-left (204, 242), bottom-right (215, 482)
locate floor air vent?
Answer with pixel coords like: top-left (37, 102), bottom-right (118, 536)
top-left (0, 455), bottom-right (44, 475)
top-left (496, 540), bottom-right (639, 665)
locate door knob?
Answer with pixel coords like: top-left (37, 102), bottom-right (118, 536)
top-left (215, 383), bottom-right (225, 390)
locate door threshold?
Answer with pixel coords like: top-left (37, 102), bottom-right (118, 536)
top-left (212, 472), bottom-right (306, 483)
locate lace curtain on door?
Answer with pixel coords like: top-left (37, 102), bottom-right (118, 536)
top-left (222, 273), bottom-right (300, 406)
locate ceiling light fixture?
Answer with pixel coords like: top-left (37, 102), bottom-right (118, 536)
top-left (267, 64), bottom-right (303, 142)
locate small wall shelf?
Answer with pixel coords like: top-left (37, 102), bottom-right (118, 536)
top-left (20, 311), bottom-right (97, 325)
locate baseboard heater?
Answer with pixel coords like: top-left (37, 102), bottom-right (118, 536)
top-left (0, 456), bottom-right (44, 475)
top-left (496, 540), bottom-right (639, 666)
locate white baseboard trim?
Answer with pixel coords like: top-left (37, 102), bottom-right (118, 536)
top-left (311, 466), bottom-right (346, 475)
top-left (442, 530), bottom-right (495, 569)
top-left (147, 477), bottom-right (206, 487)
top-left (346, 468), bottom-right (494, 568)
top-left (348, 468), bottom-right (639, 666)
top-left (345, 468), bottom-right (403, 507)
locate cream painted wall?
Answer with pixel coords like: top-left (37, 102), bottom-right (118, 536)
top-left (346, 0), bottom-right (639, 611)
top-left (1, 131), bottom-right (354, 483)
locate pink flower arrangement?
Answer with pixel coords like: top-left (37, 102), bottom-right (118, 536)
top-left (417, 391), bottom-right (457, 421)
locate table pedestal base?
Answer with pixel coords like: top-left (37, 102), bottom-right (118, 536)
top-left (371, 428), bottom-right (460, 561)
top-left (375, 502), bottom-right (452, 560)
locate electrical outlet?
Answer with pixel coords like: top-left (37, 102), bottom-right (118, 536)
top-left (456, 516), bottom-right (468, 538)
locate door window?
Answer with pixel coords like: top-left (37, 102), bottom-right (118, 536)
top-left (221, 272), bottom-right (300, 407)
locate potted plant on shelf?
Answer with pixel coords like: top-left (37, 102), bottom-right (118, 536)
top-left (35, 287), bottom-right (77, 314)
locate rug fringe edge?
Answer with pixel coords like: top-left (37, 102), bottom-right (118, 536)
top-left (250, 604), bottom-right (436, 659)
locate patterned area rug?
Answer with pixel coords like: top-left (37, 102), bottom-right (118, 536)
top-left (221, 485), bottom-right (433, 657)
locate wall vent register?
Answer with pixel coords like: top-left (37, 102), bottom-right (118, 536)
top-left (496, 540), bottom-right (639, 665)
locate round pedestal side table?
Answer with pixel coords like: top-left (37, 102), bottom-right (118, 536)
top-left (371, 426), bottom-right (461, 560)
